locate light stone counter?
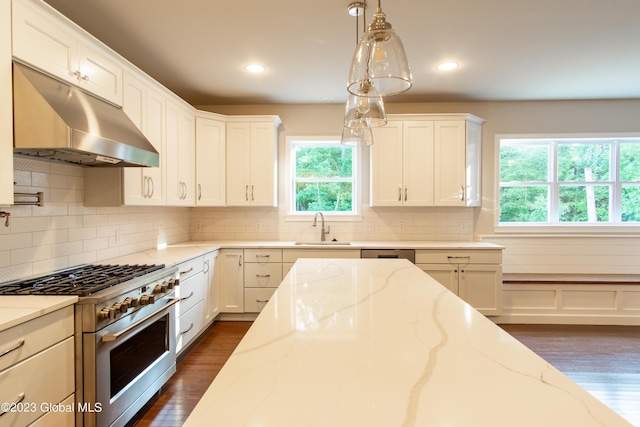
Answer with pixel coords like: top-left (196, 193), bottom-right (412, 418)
top-left (0, 295), bottom-right (77, 332)
top-left (183, 258), bottom-right (631, 427)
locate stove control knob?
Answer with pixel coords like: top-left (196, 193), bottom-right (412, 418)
top-left (112, 303), bottom-right (122, 314)
top-left (167, 279), bottom-right (176, 289)
top-left (152, 285), bottom-right (162, 295)
top-left (98, 308), bottom-right (111, 320)
top-left (160, 282), bottom-right (168, 293)
top-left (140, 294), bottom-right (150, 305)
top-left (120, 299), bottom-right (131, 312)
top-left (108, 307), bottom-right (118, 319)
top-left (129, 297), bottom-right (139, 308)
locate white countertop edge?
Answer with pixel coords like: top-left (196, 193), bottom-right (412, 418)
top-left (0, 296), bottom-right (78, 332)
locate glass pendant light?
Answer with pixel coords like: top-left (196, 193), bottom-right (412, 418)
top-left (341, 118), bottom-right (374, 146)
top-left (347, 0), bottom-right (412, 97)
top-left (344, 79), bottom-right (386, 129)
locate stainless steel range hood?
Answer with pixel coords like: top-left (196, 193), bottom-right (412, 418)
top-left (12, 62), bottom-right (159, 167)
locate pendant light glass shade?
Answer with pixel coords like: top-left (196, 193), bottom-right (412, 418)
top-left (343, 82), bottom-right (386, 128)
top-left (347, 7), bottom-right (412, 97)
top-left (341, 119), bottom-right (374, 146)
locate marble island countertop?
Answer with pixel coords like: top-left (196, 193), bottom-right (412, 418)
top-left (183, 258), bottom-right (631, 427)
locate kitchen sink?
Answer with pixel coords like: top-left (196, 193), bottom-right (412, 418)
top-left (294, 241), bottom-right (351, 246)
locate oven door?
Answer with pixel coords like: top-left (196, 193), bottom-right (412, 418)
top-left (83, 296), bottom-right (178, 427)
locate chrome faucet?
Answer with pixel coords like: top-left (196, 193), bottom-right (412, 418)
top-left (312, 212), bottom-right (330, 241)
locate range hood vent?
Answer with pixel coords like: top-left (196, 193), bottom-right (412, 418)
top-left (12, 62), bottom-right (159, 167)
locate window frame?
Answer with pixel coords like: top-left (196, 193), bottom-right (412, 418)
top-left (285, 136), bottom-right (362, 221)
top-left (494, 133), bottom-right (640, 233)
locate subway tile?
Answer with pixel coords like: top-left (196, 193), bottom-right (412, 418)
top-left (32, 229), bottom-right (68, 246)
top-left (12, 245), bottom-right (52, 265)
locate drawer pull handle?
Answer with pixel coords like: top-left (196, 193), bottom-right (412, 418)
top-left (181, 323), bottom-right (194, 335)
top-left (0, 338), bottom-right (25, 358)
top-left (179, 267), bottom-right (194, 276)
top-left (0, 393), bottom-right (25, 417)
top-left (256, 255), bottom-right (271, 260)
top-left (256, 274), bottom-right (271, 278)
top-left (180, 291), bottom-right (194, 302)
top-left (447, 256), bottom-right (471, 261)
top-left (256, 299), bottom-right (270, 303)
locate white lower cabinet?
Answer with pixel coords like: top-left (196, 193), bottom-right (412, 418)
top-left (175, 256), bottom-right (205, 354)
top-left (0, 306), bottom-right (74, 427)
top-left (243, 249), bottom-right (282, 313)
top-left (416, 250), bottom-right (503, 315)
top-left (203, 250), bottom-right (220, 326)
top-left (218, 249), bottom-right (244, 313)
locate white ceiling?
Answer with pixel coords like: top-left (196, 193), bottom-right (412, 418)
top-left (43, 0), bottom-right (640, 106)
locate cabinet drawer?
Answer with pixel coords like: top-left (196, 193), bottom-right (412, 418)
top-left (177, 256), bottom-right (204, 281)
top-left (244, 288), bottom-right (276, 313)
top-left (244, 263), bottom-right (283, 288)
top-left (0, 306), bottom-right (73, 372)
top-left (28, 394), bottom-right (75, 427)
top-left (415, 250), bottom-right (502, 265)
top-left (244, 249), bottom-right (282, 263)
top-left (0, 337), bottom-right (74, 427)
top-left (177, 271), bottom-right (204, 315)
top-left (177, 301), bottom-right (204, 354)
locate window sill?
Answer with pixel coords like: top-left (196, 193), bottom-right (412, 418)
top-left (493, 223), bottom-right (640, 235)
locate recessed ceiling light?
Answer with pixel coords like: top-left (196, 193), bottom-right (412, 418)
top-left (436, 61), bottom-right (459, 71)
top-left (245, 64), bottom-right (265, 73)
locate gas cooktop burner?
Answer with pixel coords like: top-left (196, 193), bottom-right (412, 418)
top-left (0, 264), bottom-right (165, 296)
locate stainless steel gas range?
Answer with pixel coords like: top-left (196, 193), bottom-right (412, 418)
top-left (0, 264), bottom-right (179, 427)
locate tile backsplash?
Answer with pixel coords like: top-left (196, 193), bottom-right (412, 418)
top-left (0, 157), bottom-right (189, 282)
top-left (1, 156), bottom-right (473, 282)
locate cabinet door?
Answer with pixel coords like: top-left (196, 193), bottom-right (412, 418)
top-left (219, 249), bottom-right (244, 313)
top-left (465, 121), bottom-right (482, 207)
top-left (226, 123), bottom-right (252, 206)
top-left (403, 121), bottom-right (434, 206)
top-left (249, 122), bottom-right (277, 206)
top-left (434, 120), bottom-right (467, 206)
top-left (418, 263), bottom-right (458, 294)
top-left (12, 0), bottom-right (78, 84)
top-left (370, 122), bottom-right (403, 206)
top-left (77, 42), bottom-right (123, 105)
top-left (203, 251), bottom-right (220, 325)
top-left (143, 87), bottom-right (166, 204)
top-left (458, 264), bottom-right (503, 315)
top-left (165, 100), bottom-right (195, 206)
top-left (195, 117), bottom-right (226, 206)
top-left (0, 0), bottom-right (12, 205)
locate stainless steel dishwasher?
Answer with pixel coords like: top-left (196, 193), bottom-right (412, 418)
top-left (360, 249), bottom-right (415, 264)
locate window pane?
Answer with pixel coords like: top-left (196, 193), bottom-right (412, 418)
top-left (500, 144), bottom-right (549, 182)
top-left (499, 186), bottom-right (549, 222)
top-left (295, 182), bottom-right (353, 212)
top-left (620, 143), bottom-right (640, 182)
top-left (557, 143), bottom-right (610, 182)
top-left (621, 185), bottom-right (640, 222)
top-left (559, 185), bottom-right (610, 222)
top-left (295, 147), bottom-right (353, 178)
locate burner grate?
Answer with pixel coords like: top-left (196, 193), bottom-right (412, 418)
top-left (0, 264), bottom-right (165, 296)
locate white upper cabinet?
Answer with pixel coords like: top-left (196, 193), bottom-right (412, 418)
top-left (371, 114), bottom-right (485, 207)
top-left (371, 121), bottom-right (434, 206)
top-left (1, 0), bottom-right (13, 206)
top-left (226, 117), bottom-right (281, 207)
top-left (434, 119), bottom-right (483, 206)
top-left (12, 0), bottom-right (123, 105)
top-left (165, 99), bottom-right (195, 206)
top-left (195, 114), bottom-right (226, 206)
top-left (121, 72), bottom-right (166, 205)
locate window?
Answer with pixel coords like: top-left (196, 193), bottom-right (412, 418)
top-left (497, 136), bottom-right (640, 228)
top-left (288, 137), bottom-right (359, 216)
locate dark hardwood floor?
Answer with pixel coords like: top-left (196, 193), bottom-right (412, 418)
top-left (128, 322), bottom-right (640, 426)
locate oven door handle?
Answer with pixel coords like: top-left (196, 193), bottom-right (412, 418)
top-left (101, 298), bottom-right (179, 343)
